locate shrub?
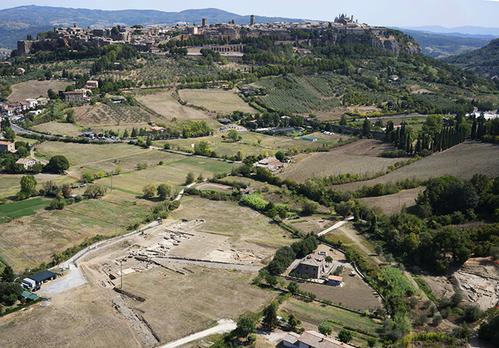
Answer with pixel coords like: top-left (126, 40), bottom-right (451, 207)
top-left (337, 329), bottom-right (353, 343)
top-left (143, 184), bottom-right (156, 199)
top-left (318, 321), bottom-right (333, 336)
top-left (48, 198), bottom-right (65, 210)
top-left (463, 305), bottom-right (481, 323)
top-left (44, 155), bottom-right (70, 174)
top-left (240, 193), bottom-right (269, 211)
top-left (185, 172), bottom-right (195, 185)
top-left (84, 184), bottom-right (107, 199)
top-left (157, 184), bottom-right (172, 200)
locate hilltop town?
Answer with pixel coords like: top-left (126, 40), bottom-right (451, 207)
top-left (0, 5), bottom-right (498, 348)
top-left (14, 14), bottom-right (419, 57)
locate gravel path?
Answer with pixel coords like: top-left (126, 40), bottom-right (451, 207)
top-left (158, 319), bottom-right (236, 348)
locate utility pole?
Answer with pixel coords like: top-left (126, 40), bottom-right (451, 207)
top-left (120, 259), bottom-right (123, 289)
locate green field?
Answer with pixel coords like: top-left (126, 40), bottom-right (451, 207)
top-left (157, 131), bottom-right (347, 158)
top-left (0, 173), bottom-right (73, 200)
top-left (96, 155), bottom-right (235, 195)
top-left (0, 197), bottom-right (50, 224)
top-left (35, 142), bottom-right (185, 178)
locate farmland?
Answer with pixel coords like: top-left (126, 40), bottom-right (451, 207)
top-left (281, 298), bottom-right (381, 347)
top-left (135, 89), bottom-right (212, 120)
top-left (0, 284), bottom-right (138, 348)
top-left (0, 197), bottom-right (50, 224)
top-left (95, 156), bottom-right (235, 195)
top-left (280, 139), bottom-right (401, 183)
top-left (333, 142), bottom-right (499, 192)
top-left (7, 80), bottom-right (72, 102)
top-left (34, 142), bottom-right (158, 175)
top-left (178, 88), bottom-right (257, 114)
top-left (254, 74), bottom-right (343, 114)
top-left (359, 187), bottom-right (424, 215)
top-left (0, 173), bottom-right (72, 200)
top-left (73, 102), bottom-right (160, 130)
top-left (158, 131), bottom-right (347, 159)
top-left (0, 190), bottom-right (151, 272)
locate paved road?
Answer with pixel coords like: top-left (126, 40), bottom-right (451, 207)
top-left (317, 216), bottom-right (354, 237)
top-left (158, 319), bottom-right (236, 348)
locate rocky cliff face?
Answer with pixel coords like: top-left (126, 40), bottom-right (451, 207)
top-left (328, 28), bottom-right (421, 55)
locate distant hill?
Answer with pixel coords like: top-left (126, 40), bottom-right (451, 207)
top-left (404, 25), bottom-right (499, 37)
top-left (399, 29), bottom-right (494, 58)
top-left (445, 39), bottom-right (499, 79)
top-left (0, 5), bottom-right (303, 49)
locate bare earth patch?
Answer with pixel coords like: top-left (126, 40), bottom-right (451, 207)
top-left (0, 285), bottom-right (138, 348)
top-left (120, 266), bottom-right (273, 342)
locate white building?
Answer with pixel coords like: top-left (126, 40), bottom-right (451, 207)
top-left (282, 331), bottom-right (355, 348)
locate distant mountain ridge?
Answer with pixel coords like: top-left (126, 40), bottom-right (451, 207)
top-left (445, 38), bottom-right (499, 79)
top-left (0, 5), bottom-right (304, 48)
top-left (398, 29), bottom-right (494, 58)
top-left (404, 25), bottom-right (499, 37)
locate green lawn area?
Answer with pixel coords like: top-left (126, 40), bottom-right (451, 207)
top-left (156, 131), bottom-right (346, 158)
top-left (281, 298), bottom-right (381, 346)
top-left (0, 197), bottom-right (50, 224)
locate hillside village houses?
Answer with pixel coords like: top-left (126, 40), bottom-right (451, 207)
top-left (15, 157), bottom-right (40, 170)
top-left (0, 97), bottom-right (49, 118)
top-left (282, 330), bottom-right (355, 348)
top-left (13, 13), bottom-right (412, 58)
top-left (62, 89), bottom-right (89, 104)
top-left (0, 140), bottom-right (16, 154)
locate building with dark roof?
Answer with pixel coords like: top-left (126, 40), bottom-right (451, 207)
top-left (27, 270), bottom-right (57, 285)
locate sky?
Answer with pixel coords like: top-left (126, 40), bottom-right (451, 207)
top-left (1, 0), bottom-right (499, 28)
